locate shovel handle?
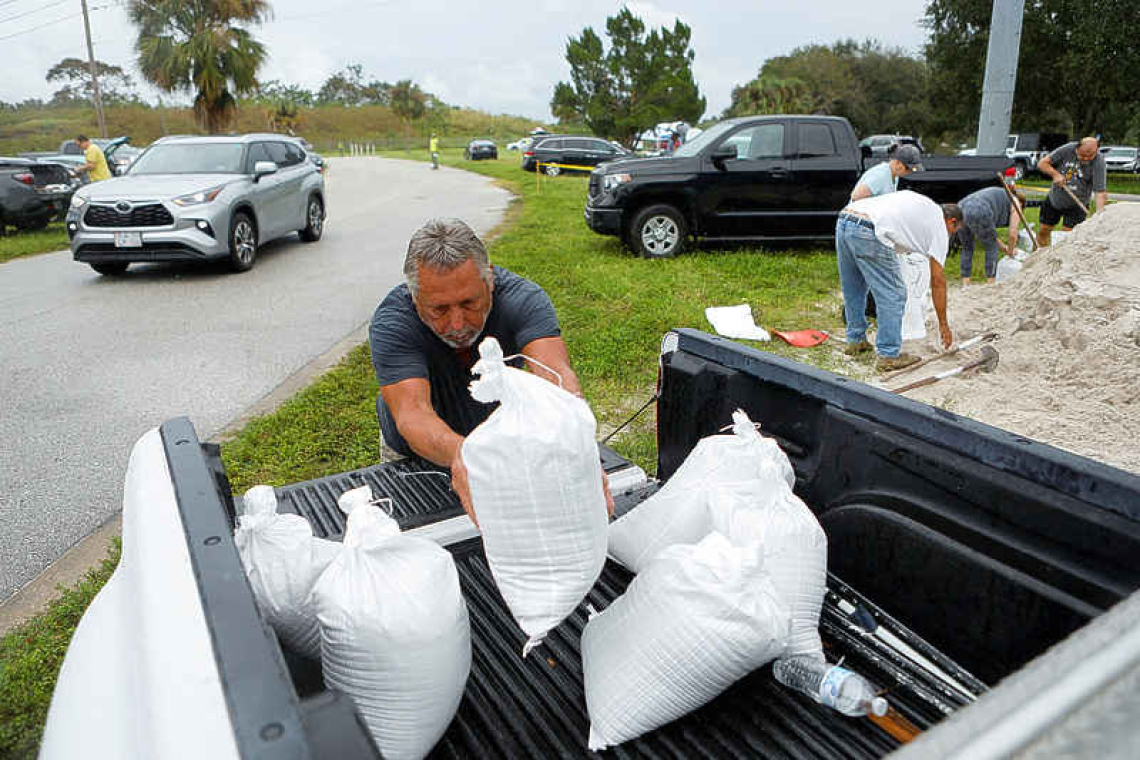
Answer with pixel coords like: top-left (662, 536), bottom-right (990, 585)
top-left (881, 332), bottom-right (996, 380)
top-left (995, 173), bottom-right (1038, 251)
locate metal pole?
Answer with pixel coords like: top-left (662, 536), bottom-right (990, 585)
top-left (975, 0), bottom-right (1025, 155)
top-left (80, 0), bottom-right (107, 138)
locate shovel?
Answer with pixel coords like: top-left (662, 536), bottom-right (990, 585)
top-left (891, 345), bottom-right (999, 394)
top-left (881, 332), bottom-right (997, 379)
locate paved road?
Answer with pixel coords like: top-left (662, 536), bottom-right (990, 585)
top-left (0, 157), bottom-right (511, 602)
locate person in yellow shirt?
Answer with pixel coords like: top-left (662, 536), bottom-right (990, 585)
top-left (430, 133), bottom-right (439, 170)
top-left (76, 135), bottom-right (111, 182)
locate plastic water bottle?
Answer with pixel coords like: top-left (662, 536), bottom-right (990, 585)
top-left (772, 656), bottom-right (888, 717)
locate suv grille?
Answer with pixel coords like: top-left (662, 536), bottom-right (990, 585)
top-left (85, 203), bottom-right (173, 228)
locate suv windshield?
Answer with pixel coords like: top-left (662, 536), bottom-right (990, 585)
top-left (673, 121), bottom-right (737, 158)
top-left (129, 143), bottom-right (246, 175)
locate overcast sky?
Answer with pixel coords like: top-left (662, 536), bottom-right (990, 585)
top-left (1, 0), bottom-right (932, 122)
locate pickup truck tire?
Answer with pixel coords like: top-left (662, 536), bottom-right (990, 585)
top-left (1012, 162), bottom-right (1027, 181)
top-left (629, 204), bottom-right (687, 258)
top-left (299, 196), bottom-right (324, 242)
top-left (228, 212), bottom-right (258, 272)
top-left (16, 214), bottom-right (50, 231)
top-left (90, 262), bottom-right (128, 276)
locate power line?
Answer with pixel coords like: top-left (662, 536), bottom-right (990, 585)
top-left (0, 3), bottom-right (110, 43)
top-left (0, 0), bottom-right (69, 25)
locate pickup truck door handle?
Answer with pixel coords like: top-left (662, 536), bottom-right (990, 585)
top-left (769, 168), bottom-right (790, 178)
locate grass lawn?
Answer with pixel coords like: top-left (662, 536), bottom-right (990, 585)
top-left (1018, 174), bottom-right (1140, 195)
top-left (0, 222), bottom-right (69, 264)
top-left (5, 148), bottom-right (1023, 754)
top-left (0, 541), bottom-right (120, 758)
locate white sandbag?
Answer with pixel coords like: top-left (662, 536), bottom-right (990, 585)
top-left (900, 251), bottom-right (930, 341)
top-left (582, 532), bottom-right (789, 750)
top-left (709, 480), bottom-right (828, 660)
top-left (608, 409), bottom-right (793, 573)
top-left (995, 255), bottom-right (1023, 283)
top-left (462, 337), bottom-right (608, 656)
top-left (233, 485), bottom-right (340, 660)
top-left (311, 485), bottom-right (471, 760)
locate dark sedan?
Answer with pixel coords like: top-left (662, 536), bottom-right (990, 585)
top-left (0, 158), bottom-right (78, 233)
top-left (464, 140), bottom-right (498, 161)
top-left (521, 135), bottom-right (631, 175)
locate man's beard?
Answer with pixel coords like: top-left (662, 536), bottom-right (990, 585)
top-left (435, 312), bottom-right (489, 349)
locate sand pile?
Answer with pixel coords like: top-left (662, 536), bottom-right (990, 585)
top-left (891, 201), bottom-right (1140, 474)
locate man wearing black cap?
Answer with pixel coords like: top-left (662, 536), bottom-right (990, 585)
top-left (850, 144), bottom-right (924, 201)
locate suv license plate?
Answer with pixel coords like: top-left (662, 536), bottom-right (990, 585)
top-left (114, 232), bottom-right (142, 248)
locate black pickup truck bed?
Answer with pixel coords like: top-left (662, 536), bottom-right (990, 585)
top-left (45, 328), bottom-right (1140, 759)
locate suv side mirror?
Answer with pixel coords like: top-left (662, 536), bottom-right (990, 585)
top-left (710, 144), bottom-right (737, 165)
top-left (253, 161), bottom-right (278, 181)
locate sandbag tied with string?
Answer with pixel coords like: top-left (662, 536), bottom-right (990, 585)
top-left (311, 485), bottom-right (471, 760)
top-left (233, 484), bottom-right (340, 660)
top-left (608, 408), bottom-right (795, 573)
top-left (461, 336), bottom-right (609, 657)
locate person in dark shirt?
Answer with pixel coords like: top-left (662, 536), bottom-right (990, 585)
top-left (1036, 137), bottom-right (1108, 247)
top-left (369, 217), bottom-right (611, 519)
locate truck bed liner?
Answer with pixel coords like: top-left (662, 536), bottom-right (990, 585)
top-left (270, 462), bottom-right (984, 758)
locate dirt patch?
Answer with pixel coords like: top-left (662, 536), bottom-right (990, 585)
top-left (883, 202), bottom-right (1140, 474)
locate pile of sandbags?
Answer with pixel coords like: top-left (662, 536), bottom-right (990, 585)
top-left (235, 485), bottom-right (471, 760)
top-left (586, 409), bottom-right (829, 746)
top-left (463, 336), bottom-right (609, 656)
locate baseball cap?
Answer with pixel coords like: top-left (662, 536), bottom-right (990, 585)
top-left (894, 144), bottom-right (924, 171)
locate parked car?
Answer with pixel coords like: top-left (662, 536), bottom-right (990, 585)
top-left (859, 134), bottom-right (925, 157)
top-left (521, 135), bottom-right (632, 174)
top-left (20, 136), bottom-right (135, 179)
top-left (507, 137), bottom-right (532, 152)
top-left (66, 133), bottom-right (326, 276)
top-left (464, 139), bottom-right (498, 160)
top-left (0, 157), bottom-right (79, 233)
top-left (1101, 145), bottom-right (1140, 173)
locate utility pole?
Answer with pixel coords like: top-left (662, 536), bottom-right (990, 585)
top-left (976, 0), bottom-right (1025, 155)
top-left (80, 0), bottom-right (107, 138)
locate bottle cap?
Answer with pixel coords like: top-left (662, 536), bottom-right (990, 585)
top-left (869, 696), bottom-right (888, 717)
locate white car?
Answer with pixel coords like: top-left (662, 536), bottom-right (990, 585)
top-left (1101, 145), bottom-right (1139, 173)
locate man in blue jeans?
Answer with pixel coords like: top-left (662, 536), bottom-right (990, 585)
top-left (836, 190), bottom-right (963, 371)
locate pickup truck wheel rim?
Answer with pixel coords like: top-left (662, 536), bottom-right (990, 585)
top-left (308, 200), bottom-right (322, 236)
top-left (234, 220), bottom-right (255, 264)
top-left (642, 216), bottom-right (679, 255)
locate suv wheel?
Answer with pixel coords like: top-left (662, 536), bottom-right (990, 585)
top-left (228, 212), bottom-right (258, 272)
top-left (630, 204), bottom-right (687, 258)
top-left (1012, 162), bottom-right (1026, 181)
top-left (90, 262), bottom-right (128, 276)
top-left (299, 196), bottom-right (324, 242)
top-left (544, 164), bottom-right (560, 176)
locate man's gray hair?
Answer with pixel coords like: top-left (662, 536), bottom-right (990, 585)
top-left (941, 203), bottom-right (964, 223)
top-left (404, 218), bottom-right (492, 296)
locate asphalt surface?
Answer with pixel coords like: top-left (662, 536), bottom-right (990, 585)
top-left (0, 157), bottom-right (511, 602)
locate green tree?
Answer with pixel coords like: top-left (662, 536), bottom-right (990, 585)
top-left (46, 58), bottom-right (137, 106)
top-left (128, 0), bottom-right (270, 133)
top-left (553, 8), bottom-right (705, 144)
top-left (727, 40), bottom-right (931, 138)
top-left (924, 0), bottom-right (1140, 139)
top-left (389, 79), bottom-right (426, 152)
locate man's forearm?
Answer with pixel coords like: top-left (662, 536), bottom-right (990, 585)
top-left (393, 406), bottom-right (465, 468)
top-left (931, 276), bottom-right (949, 330)
top-left (1095, 191), bottom-right (1108, 213)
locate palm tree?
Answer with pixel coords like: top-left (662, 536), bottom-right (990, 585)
top-left (129, 0), bottom-right (270, 133)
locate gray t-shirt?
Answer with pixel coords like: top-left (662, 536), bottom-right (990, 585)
top-left (1046, 142), bottom-right (1107, 208)
top-left (369, 265), bottom-right (561, 438)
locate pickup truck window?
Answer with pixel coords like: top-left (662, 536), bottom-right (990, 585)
top-left (727, 124), bottom-right (785, 160)
top-left (799, 123), bottom-right (838, 158)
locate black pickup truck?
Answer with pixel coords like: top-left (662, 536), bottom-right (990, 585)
top-left (585, 115), bottom-right (1013, 258)
top-left (40, 329), bottom-right (1140, 759)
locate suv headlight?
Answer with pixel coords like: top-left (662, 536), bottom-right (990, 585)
top-left (70, 194), bottom-right (87, 209)
top-left (602, 173), bottom-right (632, 192)
top-left (172, 185), bottom-right (225, 207)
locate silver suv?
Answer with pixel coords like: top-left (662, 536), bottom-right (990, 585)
top-left (67, 133), bottom-right (326, 275)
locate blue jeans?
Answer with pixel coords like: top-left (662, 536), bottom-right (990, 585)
top-left (836, 216), bottom-right (905, 358)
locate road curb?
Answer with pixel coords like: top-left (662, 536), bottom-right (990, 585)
top-left (0, 321), bottom-right (371, 636)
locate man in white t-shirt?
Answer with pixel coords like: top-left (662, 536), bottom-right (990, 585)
top-left (836, 190), bottom-right (963, 371)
